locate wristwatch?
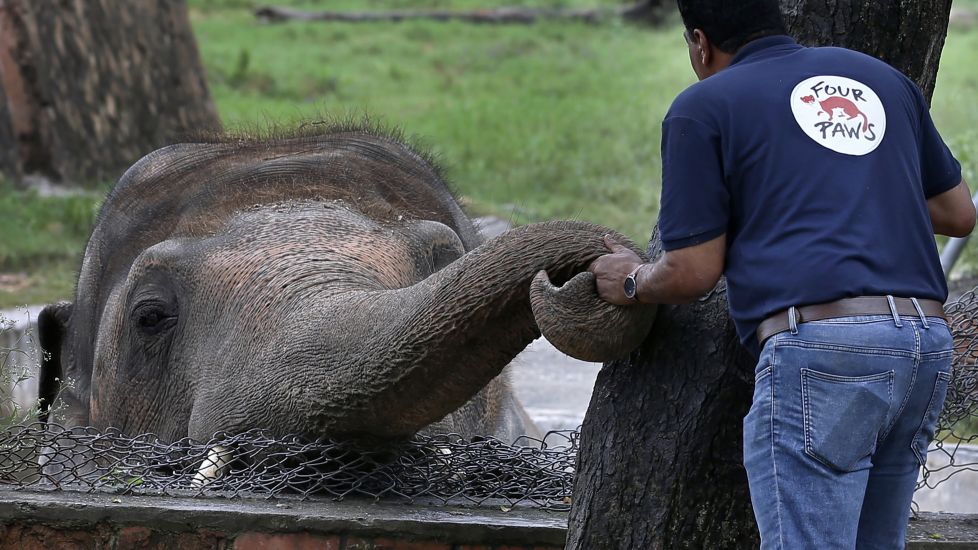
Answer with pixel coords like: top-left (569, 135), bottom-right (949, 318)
top-left (623, 264), bottom-right (644, 301)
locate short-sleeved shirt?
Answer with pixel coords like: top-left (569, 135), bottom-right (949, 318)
top-left (658, 35), bottom-right (962, 355)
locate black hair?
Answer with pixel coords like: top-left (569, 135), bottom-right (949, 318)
top-left (677, 0), bottom-right (787, 53)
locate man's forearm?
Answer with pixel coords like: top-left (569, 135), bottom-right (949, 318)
top-left (589, 234), bottom-right (725, 306)
top-left (634, 254), bottom-right (711, 305)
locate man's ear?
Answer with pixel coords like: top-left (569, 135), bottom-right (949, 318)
top-left (692, 29), bottom-right (712, 67)
top-left (37, 301), bottom-right (72, 422)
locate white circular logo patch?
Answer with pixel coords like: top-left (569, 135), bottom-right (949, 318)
top-left (790, 76), bottom-right (886, 156)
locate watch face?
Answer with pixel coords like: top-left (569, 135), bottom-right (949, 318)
top-left (623, 275), bottom-right (637, 299)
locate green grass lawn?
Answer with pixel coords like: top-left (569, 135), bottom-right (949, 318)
top-left (190, 0), bottom-right (683, 240)
top-left (0, 183), bottom-right (102, 307)
top-left (1, 0), bottom-right (977, 308)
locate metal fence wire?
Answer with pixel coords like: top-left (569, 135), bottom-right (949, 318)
top-left (0, 289), bottom-right (976, 510)
top-left (917, 285), bottom-right (978, 491)
top-left (0, 424), bottom-right (578, 509)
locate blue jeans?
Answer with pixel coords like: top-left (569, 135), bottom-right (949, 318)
top-left (743, 314), bottom-right (953, 549)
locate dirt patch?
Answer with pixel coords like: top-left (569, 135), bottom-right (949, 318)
top-left (0, 273), bottom-right (30, 293)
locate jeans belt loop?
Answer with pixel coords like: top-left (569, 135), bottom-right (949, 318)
top-left (910, 297), bottom-right (930, 328)
top-left (788, 306), bottom-right (799, 335)
top-left (886, 295), bottom-right (903, 328)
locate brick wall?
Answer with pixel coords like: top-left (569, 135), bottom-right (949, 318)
top-left (0, 524), bottom-right (562, 550)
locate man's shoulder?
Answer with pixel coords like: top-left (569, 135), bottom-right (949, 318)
top-left (666, 79), bottom-right (723, 123)
top-left (666, 43), bottom-right (918, 125)
top-left (665, 65), bottom-right (765, 129)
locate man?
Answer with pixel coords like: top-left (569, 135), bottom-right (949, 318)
top-left (588, 0), bottom-right (976, 548)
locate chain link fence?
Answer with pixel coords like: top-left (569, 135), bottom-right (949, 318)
top-left (0, 423), bottom-right (578, 510)
top-left (916, 286), bottom-right (978, 492)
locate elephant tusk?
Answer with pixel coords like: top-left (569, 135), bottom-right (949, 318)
top-left (432, 445), bottom-right (466, 484)
top-left (191, 445), bottom-right (232, 488)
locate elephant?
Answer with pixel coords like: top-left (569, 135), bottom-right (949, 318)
top-left (36, 123), bottom-right (655, 445)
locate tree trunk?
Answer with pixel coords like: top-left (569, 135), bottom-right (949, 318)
top-left (0, 0), bottom-right (221, 186)
top-left (0, 75), bottom-right (17, 184)
top-left (567, 3), bottom-right (953, 547)
top-left (567, 288), bottom-right (757, 549)
top-left (780, 0), bottom-right (953, 103)
top-left (566, 231), bottom-right (758, 549)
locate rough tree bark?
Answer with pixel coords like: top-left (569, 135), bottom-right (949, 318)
top-left (781, 0), bottom-right (953, 103)
top-left (566, 2), bottom-right (954, 548)
top-left (566, 232), bottom-right (758, 549)
top-left (0, 0), bottom-right (221, 185)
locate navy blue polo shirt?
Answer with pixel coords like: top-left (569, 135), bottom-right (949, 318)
top-left (658, 35), bottom-right (962, 354)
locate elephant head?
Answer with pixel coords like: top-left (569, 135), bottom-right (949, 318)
top-left (37, 125), bottom-right (655, 444)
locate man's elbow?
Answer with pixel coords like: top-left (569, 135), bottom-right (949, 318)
top-left (674, 272), bottom-right (722, 303)
top-left (946, 207), bottom-right (977, 238)
top-left (658, 239), bottom-right (725, 303)
top-left (931, 180), bottom-right (976, 237)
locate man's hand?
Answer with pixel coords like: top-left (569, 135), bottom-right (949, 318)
top-left (588, 235), bottom-right (644, 306)
top-left (590, 233), bottom-right (726, 306)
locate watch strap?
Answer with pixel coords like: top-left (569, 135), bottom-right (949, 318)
top-left (624, 264), bottom-right (644, 301)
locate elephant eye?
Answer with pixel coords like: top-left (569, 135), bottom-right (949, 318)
top-left (139, 310), bottom-right (162, 328)
top-left (132, 301), bottom-right (176, 336)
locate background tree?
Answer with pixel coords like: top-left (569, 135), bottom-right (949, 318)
top-left (0, 82), bottom-right (17, 182)
top-left (0, 0), bottom-right (221, 186)
top-left (782, 0), bottom-right (953, 103)
top-left (566, 2), bottom-right (954, 548)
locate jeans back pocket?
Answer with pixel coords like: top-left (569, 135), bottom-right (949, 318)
top-left (801, 368), bottom-right (894, 472)
top-left (912, 370), bottom-right (952, 467)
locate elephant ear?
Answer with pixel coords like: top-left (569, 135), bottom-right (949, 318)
top-left (531, 270), bottom-right (656, 362)
top-left (37, 301), bottom-right (72, 422)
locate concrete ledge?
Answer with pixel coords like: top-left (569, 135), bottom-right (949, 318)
top-left (908, 512), bottom-right (978, 548)
top-left (0, 490), bottom-right (975, 548)
top-left (0, 490), bottom-right (566, 548)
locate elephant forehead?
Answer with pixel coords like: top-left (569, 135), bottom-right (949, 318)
top-left (192, 202), bottom-right (422, 290)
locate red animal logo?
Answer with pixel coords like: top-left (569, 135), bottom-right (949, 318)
top-left (801, 95), bottom-right (869, 131)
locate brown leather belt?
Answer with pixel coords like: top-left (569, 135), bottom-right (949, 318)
top-left (756, 296), bottom-right (946, 346)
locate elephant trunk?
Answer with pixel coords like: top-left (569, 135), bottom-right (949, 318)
top-left (309, 221), bottom-right (656, 440)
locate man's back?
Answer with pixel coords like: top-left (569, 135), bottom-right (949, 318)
top-left (588, 3), bottom-right (972, 547)
top-left (658, 36), bottom-right (961, 350)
